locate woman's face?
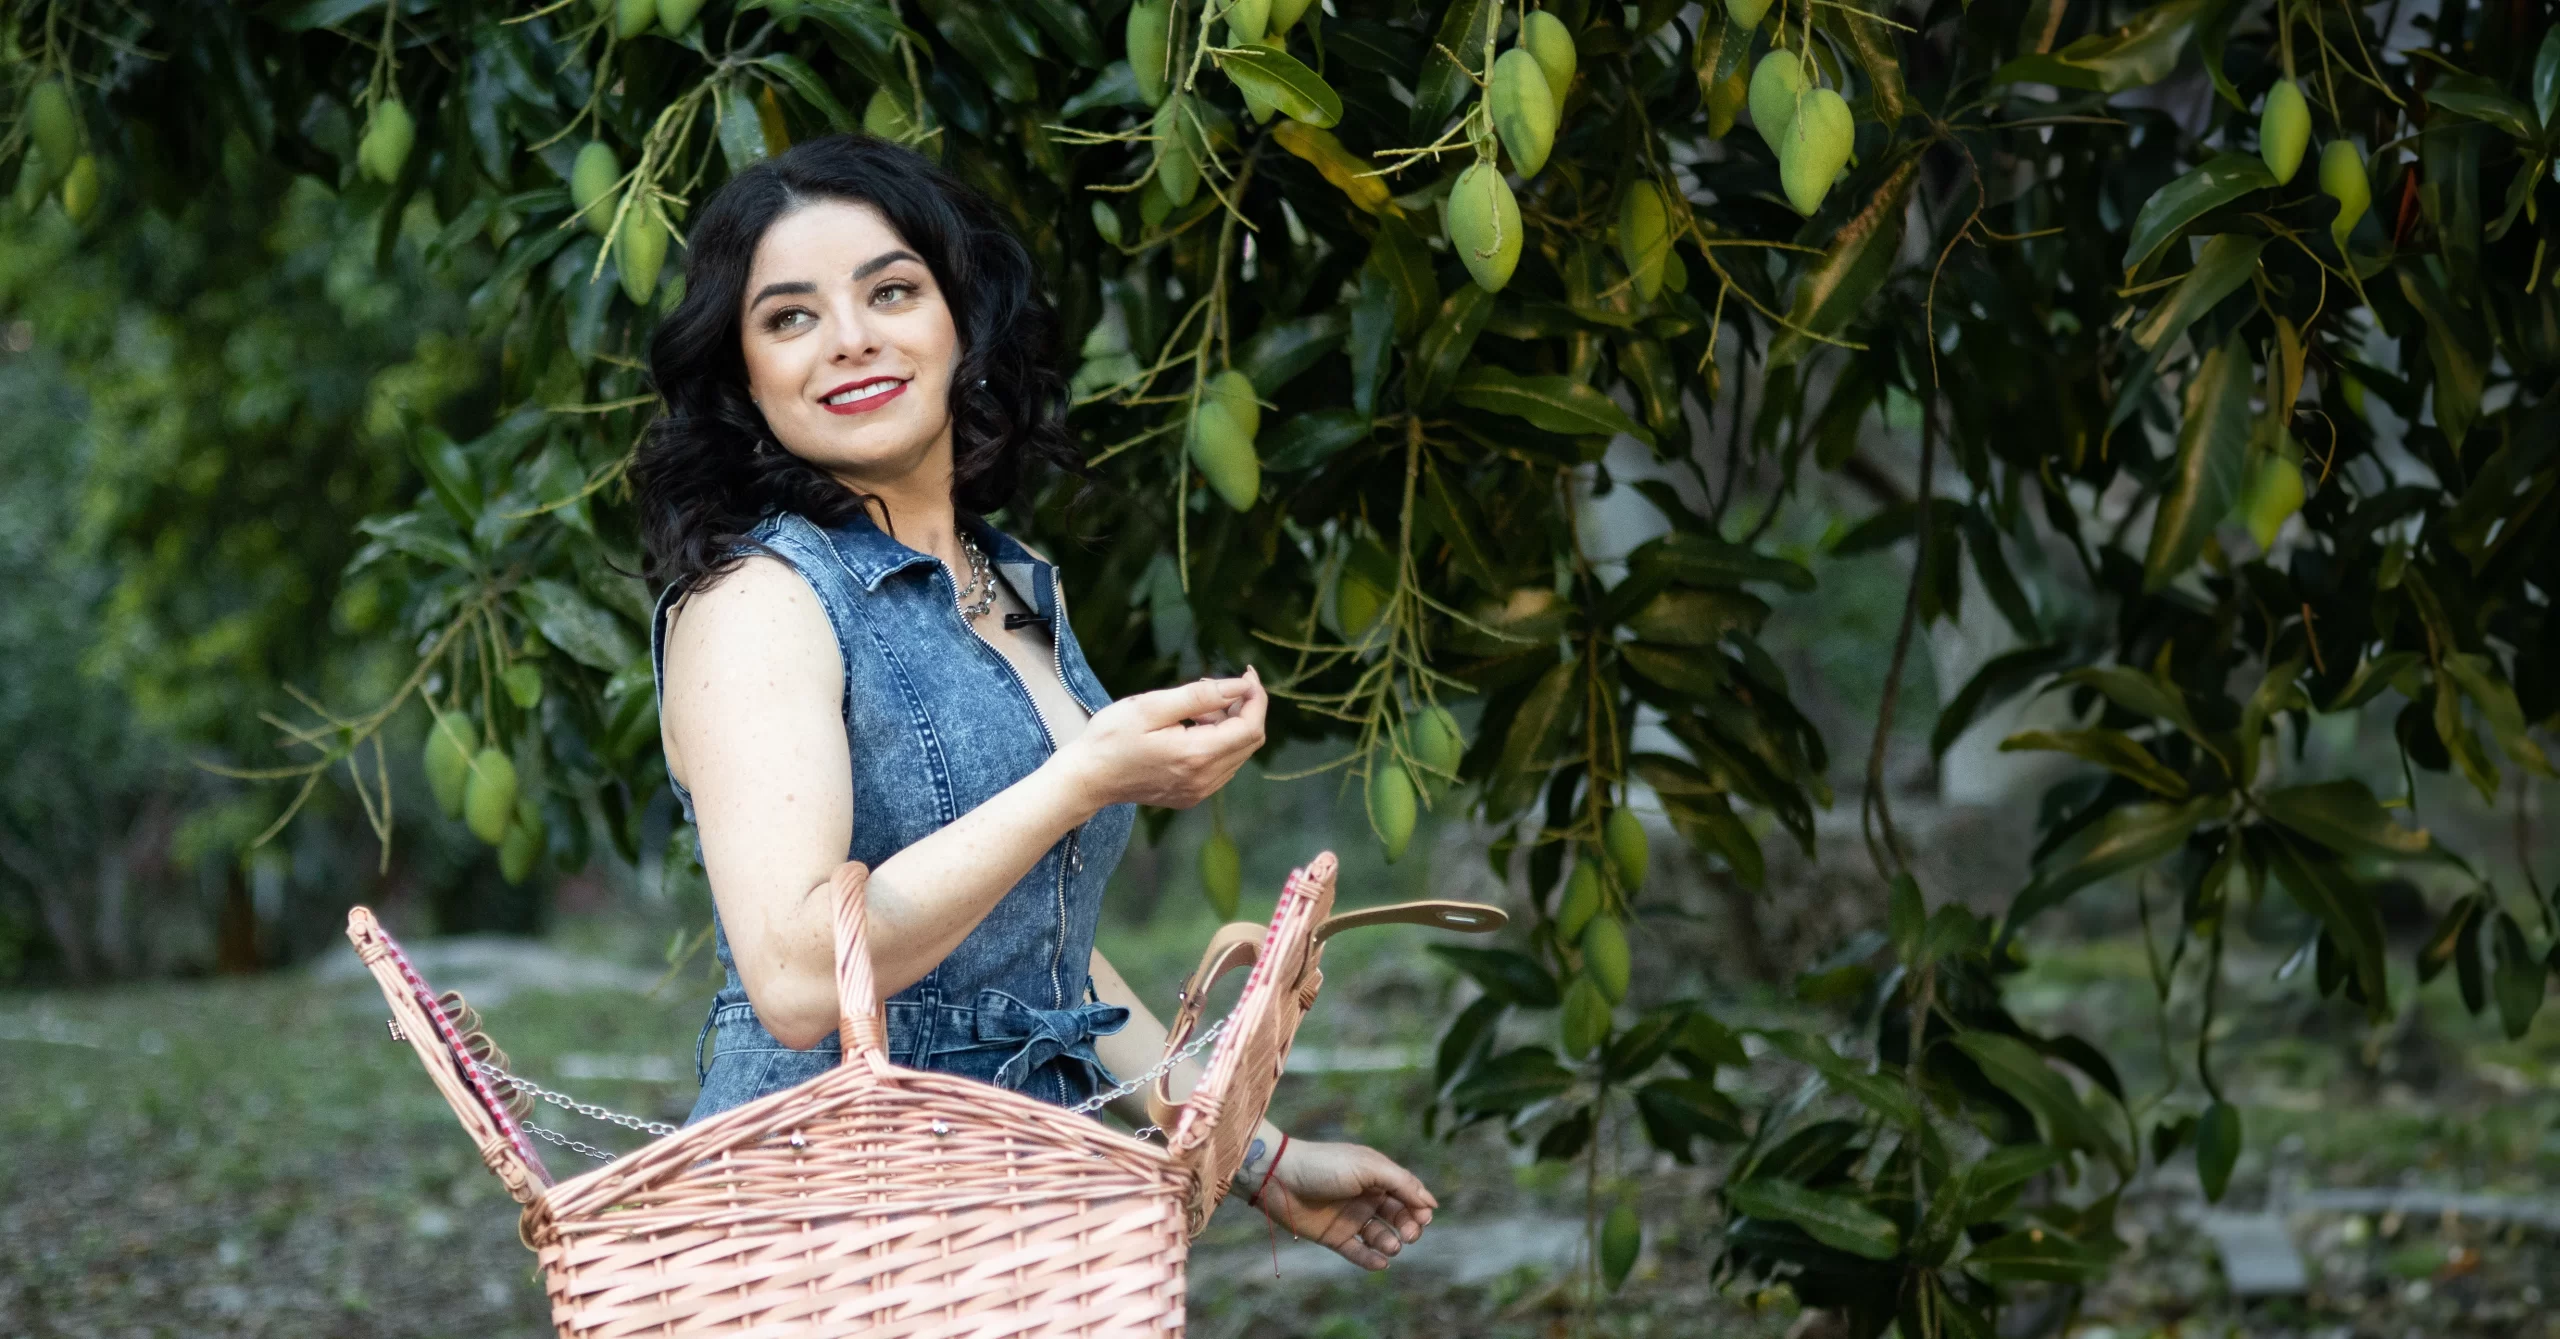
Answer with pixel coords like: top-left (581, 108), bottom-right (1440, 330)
top-left (738, 198), bottom-right (959, 492)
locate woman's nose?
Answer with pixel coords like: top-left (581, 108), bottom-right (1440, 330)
top-left (831, 307), bottom-right (879, 361)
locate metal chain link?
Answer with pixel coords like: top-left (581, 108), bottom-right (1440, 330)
top-left (521, 1120), bottom-right (621, 1164)
top-left (1067, 1014), bottom-right (1230, 1117)
top-left (472, 1061), bottom-right (679, 1139)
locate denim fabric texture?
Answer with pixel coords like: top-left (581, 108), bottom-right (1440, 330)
top-left (651, 509), bottom-right (1137, 1124)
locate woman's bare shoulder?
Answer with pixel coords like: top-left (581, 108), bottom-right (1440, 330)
top-left (662, 555), bottom-right (840, 691)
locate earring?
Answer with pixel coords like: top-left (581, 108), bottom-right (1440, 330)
top-left (977, 376), bottom-right (989, 387)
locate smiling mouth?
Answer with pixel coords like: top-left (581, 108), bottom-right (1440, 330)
top-left (819, 378), bottom-right (907, 412)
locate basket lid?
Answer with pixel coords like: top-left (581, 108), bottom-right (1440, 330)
top-left (1157, 853), bottom-right (1339, 1235)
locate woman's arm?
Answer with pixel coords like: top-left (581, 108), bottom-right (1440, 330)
top-left (1087, 947), bottom-right (1433, 1269)
top-left (663, 557), bottom-right (1268, 1048)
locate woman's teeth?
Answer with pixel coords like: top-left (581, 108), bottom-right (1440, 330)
top-left (824, 380), bottom-right (901, 406)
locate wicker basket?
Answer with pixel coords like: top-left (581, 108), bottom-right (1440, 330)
top-left (345, 851), bottom-right (1496, 1337)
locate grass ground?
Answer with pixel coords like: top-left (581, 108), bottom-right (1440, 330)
top-left (5, 795), bottom-right (2557, 1337)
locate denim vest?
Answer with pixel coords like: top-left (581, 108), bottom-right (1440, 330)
top-left (651, 509), bottom-right (1137, 1123)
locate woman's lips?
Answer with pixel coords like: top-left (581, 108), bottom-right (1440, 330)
top-left (819, 379), bottom-right (908, 415)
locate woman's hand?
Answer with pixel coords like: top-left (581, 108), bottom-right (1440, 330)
top-left (1055, 667), bottom-right (1267, 812)
top-left (1249, 1138), bottom-right (1437, 1271)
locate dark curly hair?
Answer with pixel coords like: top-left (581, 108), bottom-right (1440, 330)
top-left (634, 134), bottom-right (1078, 595)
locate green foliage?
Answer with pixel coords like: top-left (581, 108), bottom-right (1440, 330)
top-left (7, 0), bottom-right (2559, 1331)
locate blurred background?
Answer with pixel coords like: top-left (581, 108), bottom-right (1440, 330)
top-left (7, 0), bottom-right (2560, 1334)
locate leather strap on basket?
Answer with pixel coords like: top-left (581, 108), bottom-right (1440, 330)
top-left (829, 861), bottom-right (894, 1073)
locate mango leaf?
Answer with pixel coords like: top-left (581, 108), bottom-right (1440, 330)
top-left (1636, 1077), bottom-right (1748, 1161)
top-left (1428, 945), bottom-right (1561, 1007)
top-left (2122, 154), bottom-right (2275, 272)
top-left (2258, 780), bottom-right (2432, 858)
top-left (1953, 1145), bottom-right (2065, 1225)
top-left (1239, 309), bottom-right (1351, 393)
top-left (1759, 1029), bottom-right (1925, 1130)
top-left (2537, 28), bottom-right (2560, 128)
top-left (2418, 893), bottom-right (2486, 984)
top-left (2056, 666), bottom-right (2204, 740)
top-left (1769, 159), bottom-right (1919, 368)
top-left (1626, 532), bottom-right (1817, 592)
top-left (2493, 913), bottom-right (2548, 1039)
top-left (1262, 408), bottom-right (1370, 473)
top-left (1999, 728), bottom-right (2188, 797)
top-left (1366, 213), bottom-right (1439, 337)
top-left (2426, 75), bottom-right (2540, 142)
top-left (1952, 1031), bottom-right (2130, 1173)
top-left (1963, 1226), bottom-right (2116, 1283)
top-left (1489, 658), bottom-right (1578, 814)
top-left (752, 54), bottom-right (855, 131)
top-left (2142, 333), bottom-right (2253, 591)
top-left (1273, 121), bottom-right (1393, 214)
top-left (1993, 0), bottom-right (2206, 93)
top-left (1726, 1179), bottom-right (1903, 1260)
top-left (1218, 44), bottom-right (1343, 127)
top-left (2130, 234), bottom-right (2266, 352)
top-left (521, 579), bottom-right (641, 672)
top-left (2441, 651), bottom-right (2553, 772)
top-left (1934, 643), bottom-right (2072, 755)
top-left (2196, 1101), bottom-right (2241, 1201)
top-left (1450, 366), bottom-right (1656, 447)
top-left (1408, 284), bottom-right (1493, 409)
top-left (1621, 642), bottom-right (1727, 699)
top-left (1412, 0), bottom-right (1490, 137)
top-left (717, 85), bottom-right (773, 172)
top-left (2326, 650), bottom-right (2423, 711)
top-left (1826, 6), bottom-right (1910, 125)
top-left (1448, 1046), bottom-right (1574, 1116)
top-left (2259, 828), bottom-right (2390, 1020)
top-left (2010, 795), bottom-right (2217, 932)
top-left (2397, 264), bottom-right (2490, 448)
top-left (1434, 994), bottom-right (1505, 1091)
top-left (1017, 0), bottom-right (1104, 68)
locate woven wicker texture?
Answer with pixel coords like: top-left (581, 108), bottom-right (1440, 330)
top-left (344, 854), bottom-right (1375, 1337)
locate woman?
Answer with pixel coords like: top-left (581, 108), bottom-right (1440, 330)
top-left (634, 135), bottom-right (1433, 1270)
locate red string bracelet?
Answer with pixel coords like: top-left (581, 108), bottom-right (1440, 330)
top-left (1246, 1132), bottom-right (1290, 1209)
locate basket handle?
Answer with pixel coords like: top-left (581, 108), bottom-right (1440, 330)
top-left (828, 861), bottom-right (891, 1070)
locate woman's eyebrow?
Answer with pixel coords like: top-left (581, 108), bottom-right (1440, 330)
top-left (747, 279), bottom-right (817, 308)
top-left (852, 249), bottom-right (923, 280)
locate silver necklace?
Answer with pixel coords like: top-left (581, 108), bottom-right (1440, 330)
top-left (953, 528), bottom-right (996, 620)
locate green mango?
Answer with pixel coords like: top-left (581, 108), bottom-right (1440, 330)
top-left (2260, 79), bottom-right (2310, 185)
top-left (12, 147), bottom-right (49, 215)
top-left (1726, 0), bottom-right (1774, 28)
top-left (657, 0), bottom-right (705, 32)
top-left (1706, 63), bottom-right (1748, 139)
top-left (616, 0), bottom-right (655, 39)
top-left (1227, 0), bottom-right (1270, 44)
top-left (1199, 829), bottom-right (1242, 919)
top-left (358, 99), bottom-right (414, 184)
top-left (1581, 914), bottom-right (1631, 1002)
top-left (1335, 537), bottom-right (1397, 640)
top-left (1748, 50), bottom-right (1810, 148)
top-left (570, 141), bottom-right (621, 236)
top-left (1557, 857), bottom-right (1604, 942)
top-left (1779, 86), bottom-right (1854, 216)
top-left (617, 205), bottom-right (668, 305)
top-left (1446, 161), bottom-right (1522, 292)
top-left (463, 749), bottom-right (519, 846)
top-left (1600, 1199), bottom-right (1641, 1289)
top-left (1153, 98), bottom-right (1201, 207)
top-left (424, 713), bottom-right (474, 820)
top-left (28, 81), bottom-right (76, 182)
top-left (1267, 0), bottom-right (1315, 36)
top-left (1127, 0), bottom-right (1173, 107)
top-left (1560, 975), bottom-right (1610, 1057)
top-left (1605, 807), bottom-right (1650, 891)
top-left (1368, 760), bottom-right (1418, 862)
top-left (58, 154), bottom-right (97, 222)
top-left (1187, 398), bottom-right (1261, 510)
top-left (1206, 367), bottom-right (1261, 439)
top-left (498, 796), bottom-right (545, 885)
top-left (1519, 10), bottom-right (1577, 105)
top-left (1617, 180), bottom-right (1670, 301)
top-left (1490, 48), bottom-right (1558, 178)
top-left (2238, 449), bottom-right (2304, 550)
top-left (2319, 139), bottom-right (2369, 251)
top-left (1407, 704), bottom-right (1465, 790)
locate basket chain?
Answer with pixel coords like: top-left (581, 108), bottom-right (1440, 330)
top-left (1067, 1015), bottom-right (1228, 1118)
top-left (520, 1120), bottom-right (624, 1164)
top-left (472, 1061), bottom-right (681, 1139)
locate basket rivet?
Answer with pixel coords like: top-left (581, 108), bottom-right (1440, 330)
top-left (385, 1019), bottom-right (404, 1042)
top-left (787, 1132), bottom-right (806, 1149)
top-left (929, 1120), bottom-right (951, 1137)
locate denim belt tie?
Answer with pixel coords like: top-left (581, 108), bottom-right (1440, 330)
top-left (975, 990), bottom-right (1130, 1093)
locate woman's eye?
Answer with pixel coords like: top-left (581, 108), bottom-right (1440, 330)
top-left (873, 282), bottom-right (912, 305)
top-left (765, 307), bottom-right (813, 332)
